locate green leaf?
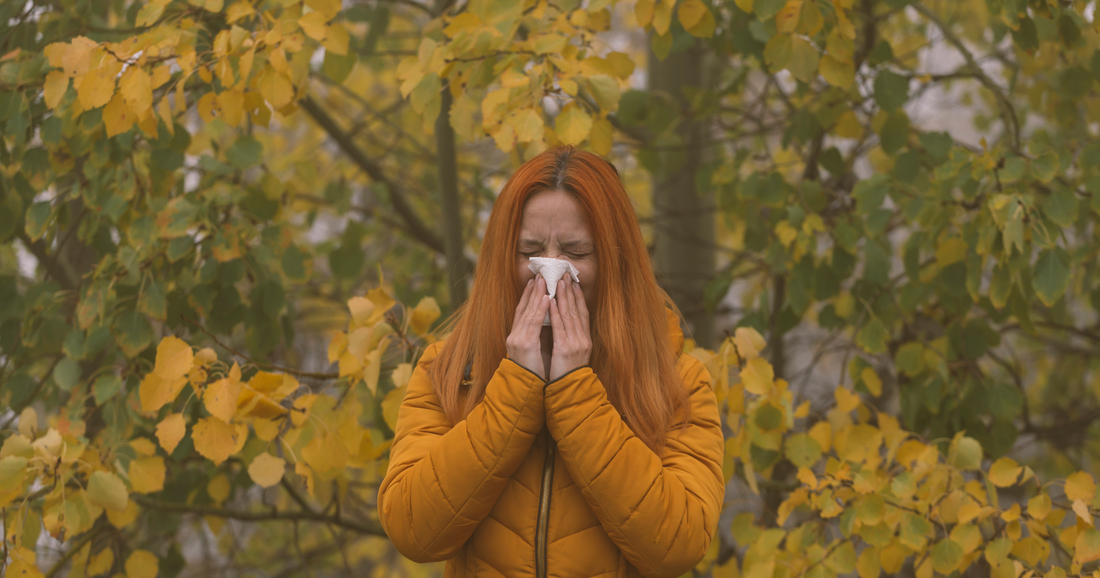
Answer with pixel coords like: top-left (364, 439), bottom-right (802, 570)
top-left (918, 131), bottom-right (952, 162)
top-left (54, 357), bottom-right (81, 390)
top-left (24, 201), bottom-right (51, 241)
top-left (787, 36), bottom-right (819, 84)
top-left (112, 309), bottom-right (154, 357)
top-left (873, 70), bottom-right (909, 110)
top-left (950, 435), bottom-right (982, 470)
top-left (93, 374), bottom-right (123, 405)
top-left (931, 539), bottom-right (964, 574)
top-left (140, 281), bottom-right (167, 321)
top-left (1032, 247), bottom-right (1070, 307)
top-left (899, 512), bottom-right (933, 550)
top-left (87, 470), bottom-right (129, 511)
top-left (783, 433), bottom-right (822, 468)
top-left (754, 0), bottom-right (786, 19)
top-left (1059, 66), bottom-right (1092, 99)
top-left (878, 110), bottom-right (910, 155)
top-left (1042, 188), bottom-right (1078, 228)
top-left (322, 50), bottom-right (357, 84)
top-left (825, 541), bottom-right (857, 574)
top-left (1031, 152), bottom-right (1059, 183)
top-left (764, 33), bottom-right (793, 71)
top-left (755, 403), bottom-right (784, 431)
top-left (586, 74), bottom-right (621, 111)
top-left (227, 136), bottom-right (263, 169)
top-left (857, 318), bottom-right (888, 354)
top-left (281, 244), bottom-right (309, 281)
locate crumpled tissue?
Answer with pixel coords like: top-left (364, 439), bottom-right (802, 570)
top-left (527, 257), bottom-right (580, 326)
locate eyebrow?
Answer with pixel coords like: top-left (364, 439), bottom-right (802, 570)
top-left (517, 239), bottom-right (593, 250)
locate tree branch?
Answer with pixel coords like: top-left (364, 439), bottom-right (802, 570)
top-left (299, 95), bottom-right (445, 254)
top-left (132, 496), bottom-right (385, 536)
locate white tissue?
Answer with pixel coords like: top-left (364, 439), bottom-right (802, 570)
top-left (527, 257), bottom-right (580, 326)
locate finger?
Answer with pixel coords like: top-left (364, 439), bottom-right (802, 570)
top-left (515, 278), bottom-right (534, 317)
top-left (558, 278), bottom-right (576, 333)
top-left (572, 281), bottom-right (590, 334)
top-left (548, 293), bottom-right (563, 341)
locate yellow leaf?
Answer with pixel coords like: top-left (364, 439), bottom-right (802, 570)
top-left (88, 548), bottom-right (114, 576)
top-left (8, 547), bottom-right (43, 578)
top-left (129, 438), bottom-right (156, 456)
top-left (589, 116), bottom-right (613, 156)
top-left (257, 66), bottom-right (294, 109)
top-left (775, 0), bottom-right (802, 33)
top-left (302, 431), bottom-right (348, 473)
top-left (652, 0), bottom-right (672, 35)
top-left (1068, 472), bottom-right (1097, 502)
top-left (77, 60), bottom-right (121, 110)
top-left (140, 371), bottom-right (188, 414)
top-left (305, 0), bottom-right (341, 19)
top-left (366, 287), bottom-right (397, 325)
top-left (677, 0), bottom-right (708, 29)
top-left (1074, 499), bottom-right (1094, 526)
top-left (508, 108), bottom-right (543, 144)
top-left (254, 418), bottom-right (282, 441)
top-left (555, 102), bottom-right (592, 146)
top-left (365, 337), bottom-right (391, 395)
top-left (87, 471), bottom-right (129, 512)
top-left (988, 457), bottom-right (1022, 487)
top-left (860, 367), bottom-right (882, 397)
top-left (734, 0), bottom-right (753, 12)
top-left (128, 457), bottom-right (165, 494)
top-left (225, 0), bottom-right (255, 22)
top-left (192, 416), bottom-right (237, 465)
top-left (834, 110), bottom-right (862, 138)
top-left (444, 12), bottom-right (482, 37)
top-left (820, 54), bottom-right (854, 89)
top-left (1076, 528), bottom-right (1100, 564)
top-left (291, 394), bottom-right (317, 427)
top-left (44, 70), bottom-right (69, 109)
top-left (18, 407), bottom-right (36, 438)
top-left (299, 11), bottom-right (328, 40)
top-left (125, 550), bottom-right (158, 578)
top-left (794, 400), bottom-right (810, 418)
top-left (207, 473), bottom-right (231, 502)
top-left (835, 387), bottom-right (861, 412)
top-left (248, 453), bottom-right (286, 488)
top-left (119, 67), bottom-right (152, 117)
top-left (295, 461), bottom-right (315, 496)
top-left (382, 386), bottom-right (407, 430)
top-left (409, 297), bottom-right (441, 335)
top-left (155, 336), bottom-right (195, 380)
top-left (635, 0), bottom-right (654, 26)
top-left (740, 357), bottom-right (774, 396)
top-left (106, 499), bottom-right (139, 528)
top-left (323, 21), bottom-right (349, 55)
top-left (734, 327), bottom-right (766, 359)
top-left (155, 413), bottom-right (186, 454)
top-left (391, 363), bottom-right (414, 390)
top-left (103, 94), bottom-right (136, 137)
top-left (935, 237), bottom-right (968, 267)
top-left (1028, 492), bottom-right (1051, 520)
top-left (216, 89), bottom-right (244, 126)
top-left (204, 362), bottom-right (242, 423)
top-left (347, 297), bottom-right (375, 329)
top-left (857, 547), bottom-right (880, 578)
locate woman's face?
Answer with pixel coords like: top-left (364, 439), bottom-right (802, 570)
top-left (516, 189), bottom-right (597, 308)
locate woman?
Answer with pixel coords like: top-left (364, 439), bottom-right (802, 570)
top-left (377, 146), bottom-right (725, 578)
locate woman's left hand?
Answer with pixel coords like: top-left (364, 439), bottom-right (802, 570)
top-left (548, 276), bottom-right (592, 382)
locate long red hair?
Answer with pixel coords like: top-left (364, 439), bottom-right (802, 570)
top-left (428, 146), bottom-right (690, 452)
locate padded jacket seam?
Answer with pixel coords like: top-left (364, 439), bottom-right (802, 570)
top-left (414, 362), bottom-right (543, 560)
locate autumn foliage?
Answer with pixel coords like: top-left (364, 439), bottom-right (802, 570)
top-left (6, 0), bottom-right (1100, 576)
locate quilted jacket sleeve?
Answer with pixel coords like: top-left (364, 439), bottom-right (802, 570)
top-left (378, 344), bottom-right (547, 562)
top-left (544, 355), bottom-right (725, 578)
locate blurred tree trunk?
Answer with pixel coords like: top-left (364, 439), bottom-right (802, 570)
top-left (647, 37), bottom-right (715, 348)
top-left (436, 88), bottom-right (470, 308)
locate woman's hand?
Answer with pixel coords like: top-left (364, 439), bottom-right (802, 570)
top-left (548, 276), bottom-right (591, 382)
top-left (506, 276), bottom-right (551, 380)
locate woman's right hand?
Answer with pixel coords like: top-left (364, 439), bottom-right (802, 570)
top-left (506, 276), bottom-right (550, 380)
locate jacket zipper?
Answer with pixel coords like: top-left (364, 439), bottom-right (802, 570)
top-left (535, 435), bottom-right (555, 578)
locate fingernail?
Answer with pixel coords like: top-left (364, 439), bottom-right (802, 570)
top-left (527, 279), bottom-right (533, 286)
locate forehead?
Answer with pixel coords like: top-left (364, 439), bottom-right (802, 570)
top-left (518, 190), bottom-right (591, 239)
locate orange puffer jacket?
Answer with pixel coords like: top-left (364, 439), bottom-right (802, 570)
top-left (377, 310), bottom-right (725, 578)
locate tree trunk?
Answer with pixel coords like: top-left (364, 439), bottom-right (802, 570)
top-left (647, 37), bottom-right (716, 348)
top-left (435, 88), bottom-right (470, 308)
